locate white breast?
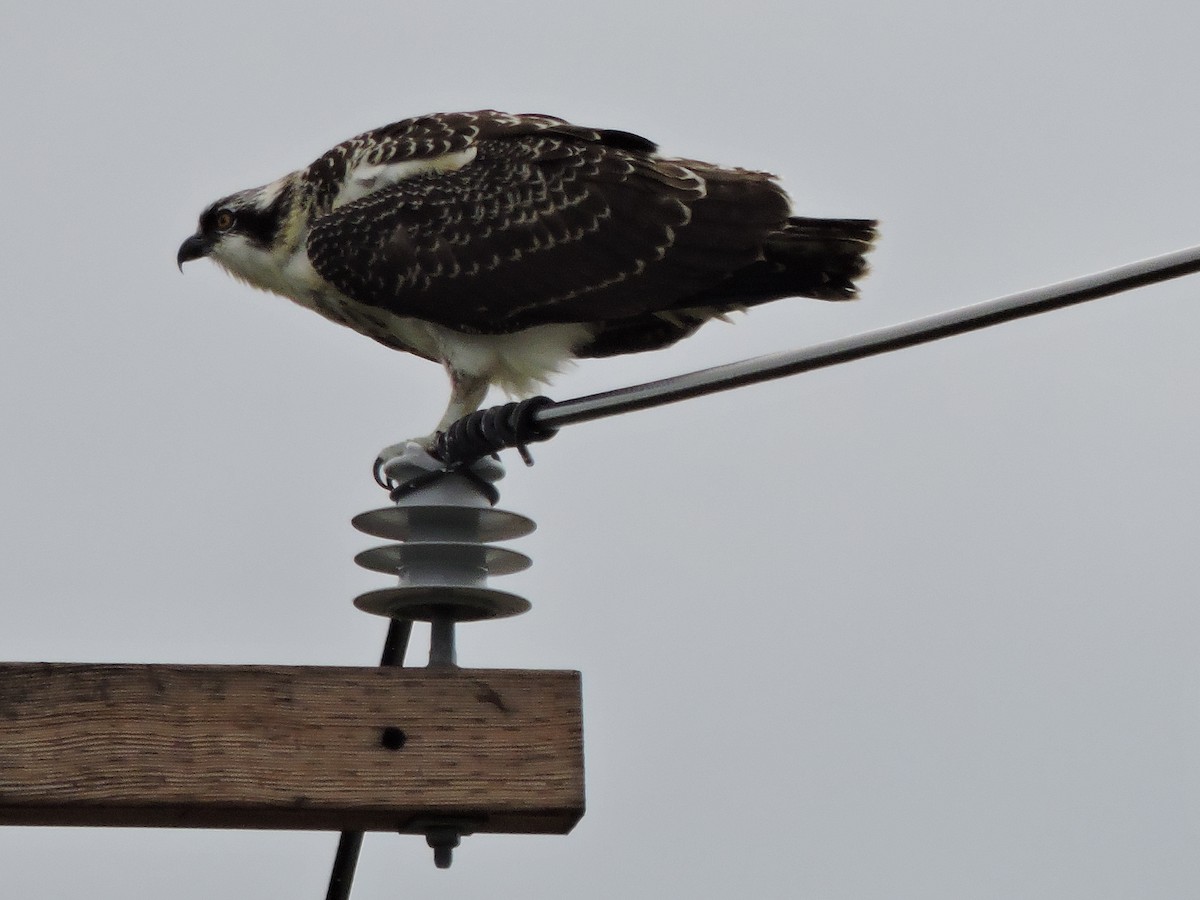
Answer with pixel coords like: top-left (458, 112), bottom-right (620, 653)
top-left (420, 321), bottom-right (596, 394)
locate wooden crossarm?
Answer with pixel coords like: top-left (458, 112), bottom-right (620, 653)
top-left (0, 663), bottom-right (583, 834)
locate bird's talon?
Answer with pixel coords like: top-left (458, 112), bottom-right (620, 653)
top-left (372, 456), bottom-right (394, 491)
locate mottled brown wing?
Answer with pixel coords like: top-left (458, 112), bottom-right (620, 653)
top-left (306, 133), bottom-right (789, 334)
top-left (302, 110), bottom-right (657, 219)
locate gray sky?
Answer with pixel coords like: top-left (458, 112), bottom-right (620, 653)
top-left (2, 1), bottom-right (1198, 897)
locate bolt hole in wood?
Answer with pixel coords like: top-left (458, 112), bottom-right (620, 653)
top-left (380, 726), bottom-right (407, 750)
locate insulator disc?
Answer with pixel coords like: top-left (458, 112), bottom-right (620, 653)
top-left (352, 506), bottom-right (535, 542)
top-left (354, 586), bottom-right (532, 621)
top-left (354, 543), bottom-right (532, 576)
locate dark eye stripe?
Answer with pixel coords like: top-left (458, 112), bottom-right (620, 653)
top-left (232, 206), bottom-right (284, 248)
top-left (198, 182), bottom-right (293, 249)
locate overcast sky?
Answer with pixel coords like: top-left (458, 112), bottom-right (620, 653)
top-left (2, 2), bottom-right (1198, 898)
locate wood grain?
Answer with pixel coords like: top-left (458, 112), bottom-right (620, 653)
top-left (0, 663), bottom-right (583, 833)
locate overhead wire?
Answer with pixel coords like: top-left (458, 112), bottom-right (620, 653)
top-left (428, 243), bottom-right (1200, 470)
top-left (536, 243), bottom-right (1200, 431)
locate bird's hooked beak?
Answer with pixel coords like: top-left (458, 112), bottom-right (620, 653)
top-left (177, 233), bottom-right (213, 271)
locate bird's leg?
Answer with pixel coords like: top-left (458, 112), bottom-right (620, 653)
top-left (375, 369), bottom-right (491, 475)
top-left (435, 370), bottom-right (491, 433)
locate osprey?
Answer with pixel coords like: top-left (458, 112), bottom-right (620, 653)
top-left (178, 110), bottom-right (876, 461)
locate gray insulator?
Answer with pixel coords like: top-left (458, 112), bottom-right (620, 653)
top-left (352, 444), bottom-right (534, 665)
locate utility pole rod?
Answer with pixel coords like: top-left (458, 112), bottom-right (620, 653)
top-left (325, 618), bottom-right (411, 900)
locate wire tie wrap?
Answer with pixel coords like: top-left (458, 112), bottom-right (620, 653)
top-left (434, 396), bottom-right (558, 469)
top-left (375, 397), bottom-right (558, 503)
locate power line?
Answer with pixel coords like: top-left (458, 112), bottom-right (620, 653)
top-left (429, 243), bottom-right (1200, 471)
top-left (536, 243), bottom-right (1200, 430)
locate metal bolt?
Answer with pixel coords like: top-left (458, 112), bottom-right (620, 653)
top-left (425, 826), bottom-right (461, 869)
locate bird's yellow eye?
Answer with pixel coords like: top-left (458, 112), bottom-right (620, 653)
top-left (215, 209), bottom-right (235, 231)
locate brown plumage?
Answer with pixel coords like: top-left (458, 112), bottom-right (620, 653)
top-left (179, 110), bottom-right (877, 451)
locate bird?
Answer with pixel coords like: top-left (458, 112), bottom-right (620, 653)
top-left (178, 110), bottom-right (877, 466)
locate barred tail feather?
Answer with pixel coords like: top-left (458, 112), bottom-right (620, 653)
top-left (767, 216), bottom-right (878, 301)
top-left (672, 216), bottom-right (876, 309)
